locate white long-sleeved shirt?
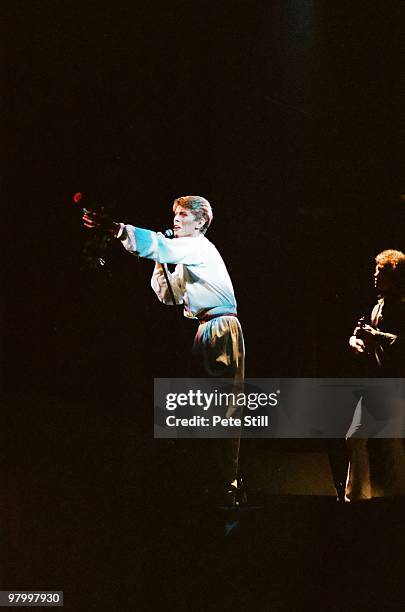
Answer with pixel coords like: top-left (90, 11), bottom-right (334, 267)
top-left (119, 225), bottom-right (237, 320)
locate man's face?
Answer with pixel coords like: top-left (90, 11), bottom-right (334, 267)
top-left (173, 205), bottom-right (203, 238)
top-left (374, 264), bottom-right (394, 293)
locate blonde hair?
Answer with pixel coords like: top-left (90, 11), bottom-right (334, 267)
top-left (375, 249), bottom-right (405, 292)
top-left (173, 195), bottom-right (213, 234)
top-left (375, 249), bottom-right (405, 269)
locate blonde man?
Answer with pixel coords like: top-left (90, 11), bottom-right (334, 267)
top-left (347, 249), bottom-right (405, 501)
top-left (83, 195), bottom-right (244, 380)
top-left (83, 195), bottom-right (245, 496)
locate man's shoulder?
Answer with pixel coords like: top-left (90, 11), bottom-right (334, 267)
top-left (382, 297), bottom-right (405, 328)
top-left (388, 296), bottom-right (405, 309)
top-left (200, 234), bottom-right (220, 248)
top-left (201, 236), bottom-right (225, 258)
top-left (185, 234), bottom-right (218, 253)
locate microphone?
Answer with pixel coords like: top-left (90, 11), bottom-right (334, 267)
top-left (160, 228), bottom-right (176, 304)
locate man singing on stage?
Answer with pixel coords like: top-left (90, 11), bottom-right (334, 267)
top-left (82, 195), bottom-right (245, 498)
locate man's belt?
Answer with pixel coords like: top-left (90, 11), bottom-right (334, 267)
top-left (198, 313), bottom-right (238, 324)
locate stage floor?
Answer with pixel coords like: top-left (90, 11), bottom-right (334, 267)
top-left (2, 393), bottom-right (405, 611)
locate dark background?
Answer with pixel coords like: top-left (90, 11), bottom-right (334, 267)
top-left (3, 0), bottom-right (403, 391)
top-left (1, 1), bottom-right (404, 609)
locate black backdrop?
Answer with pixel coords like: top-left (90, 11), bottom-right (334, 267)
top-left (1, 2), bottom-right (405, 607)
top-left (2, 0), bottom-right (403, 393)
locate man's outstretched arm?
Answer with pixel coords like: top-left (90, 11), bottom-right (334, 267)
top-left (82, 212), bottom-right (202, 265)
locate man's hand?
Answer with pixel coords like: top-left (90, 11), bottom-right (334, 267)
top-left (82, 211), bottom-right (101, 229)
top-left (349, 335), bottom-right (366, 353)
top-left (82, 210), bottom-right (121, 237)
top-left (356, 323), bottom-right (378, 341)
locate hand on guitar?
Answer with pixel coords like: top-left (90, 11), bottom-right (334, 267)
top-left (356, 323), bottom-right (379, 341)
top-left (349, 319), bottom-right (378, 354)
top-left (349, 335), bottom-right (366, 353)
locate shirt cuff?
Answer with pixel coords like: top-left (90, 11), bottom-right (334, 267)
top-left (116, 223), bottom-right (127, 240)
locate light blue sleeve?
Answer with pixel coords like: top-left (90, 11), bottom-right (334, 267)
top-left (120, 226), bottom-right (203, 265)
